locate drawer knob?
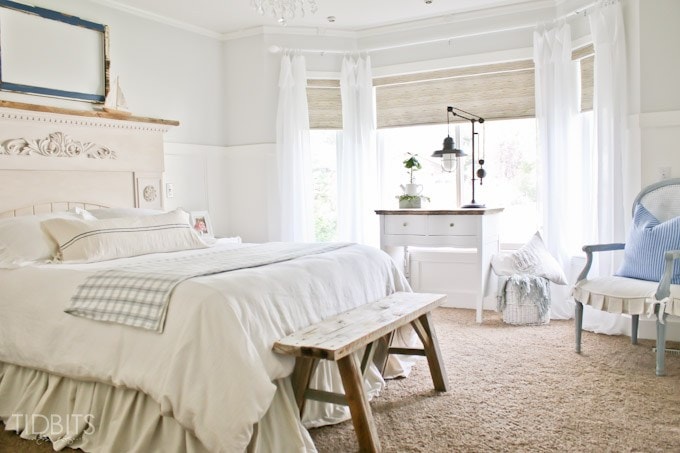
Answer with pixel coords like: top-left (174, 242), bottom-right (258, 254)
top-left (449, 223), bottom-right (455, 227)
top-left (402, 222), bottom-right (408, 227)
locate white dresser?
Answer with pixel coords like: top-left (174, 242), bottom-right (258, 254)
top-left (375, 208), bottom-right (503, 323)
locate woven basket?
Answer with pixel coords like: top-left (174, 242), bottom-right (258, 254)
top-left (500, 275), bottom-right (550, 325)
top-left (502, 303), bottom-right (550, 325)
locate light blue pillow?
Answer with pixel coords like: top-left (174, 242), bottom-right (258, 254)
top-left (616, 204), bottom-right (680, 284)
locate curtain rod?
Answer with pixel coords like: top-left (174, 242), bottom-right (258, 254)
top-left (269, 2), bottom-right (600, 57)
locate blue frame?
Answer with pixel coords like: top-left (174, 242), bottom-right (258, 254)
top-left (0, 0), bottom-right (109, 103)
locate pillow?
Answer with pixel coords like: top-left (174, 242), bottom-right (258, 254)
top-left (616, 204), bottom-right (680, 284)
top-left (41, 208), bottom-right (208, 263)
top-left (88, 207), bottom-right (165, 219)
top-left (0, 210), bottom-right (91, 268)
top-left (491, 232), bottom-right (567, 285)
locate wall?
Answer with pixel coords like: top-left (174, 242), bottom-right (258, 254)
top-left (0, 0), bottom-right (224, 145)
top-left (637, 0), bottom-right (680, 185)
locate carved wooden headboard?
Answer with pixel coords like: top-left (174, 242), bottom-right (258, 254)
top-left (0, 101), bottom-right (178, 214)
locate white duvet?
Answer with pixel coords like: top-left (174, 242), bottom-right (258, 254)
top-left (0, 241), bottom-right (409, 452)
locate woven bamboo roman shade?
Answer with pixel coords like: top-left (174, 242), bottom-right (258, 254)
top-left (307, 44), bottom-right (593, 129)
top-left (374, 60), bottom-right (535, 128)
top-left (307, 79), bottom-right (342, 129)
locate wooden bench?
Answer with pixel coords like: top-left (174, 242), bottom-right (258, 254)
top-left (273, 291), bottom-right (449, 453)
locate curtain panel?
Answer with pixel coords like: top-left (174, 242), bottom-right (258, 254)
top-left (534, 22), bottom-right (581, 320)
top-left (337, 54), bottom-right (378, 245)
top-left (276, 52), bottom-right (314, 242)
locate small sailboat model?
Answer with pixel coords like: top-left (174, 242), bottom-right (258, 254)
top-left (103, 77), bottom-right (131, 115)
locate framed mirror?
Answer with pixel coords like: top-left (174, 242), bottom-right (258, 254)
top-left (0, 0), bottom-right (109, 103)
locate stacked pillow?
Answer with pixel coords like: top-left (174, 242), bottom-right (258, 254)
top-left (42, 208), bottom-right (208, 263)
top-left (0, 207), bottom-right (209, 267)
top-left (0, 209), bottom-right (92, 268)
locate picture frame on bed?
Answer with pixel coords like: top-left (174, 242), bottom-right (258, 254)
top-left (190, 211), bottom-right (213, 238)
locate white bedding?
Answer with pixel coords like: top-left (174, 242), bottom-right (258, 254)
top-left (0, 240), bottom-right (410, 452)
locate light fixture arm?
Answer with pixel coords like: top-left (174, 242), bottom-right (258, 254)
top-left (447, 106), bottom-right (485, 208)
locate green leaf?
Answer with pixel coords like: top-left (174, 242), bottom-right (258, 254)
top-left (402, 155), bottom-right (422, 170)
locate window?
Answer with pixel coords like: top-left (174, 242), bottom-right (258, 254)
top-left (379, 118), bottom-right (538, 245)
top-left (378, 124), bottom-right (459, 209)
top-left (308, 48), bottom-right (592, 245)
top-left (310, 130), bottom-right (339, 242)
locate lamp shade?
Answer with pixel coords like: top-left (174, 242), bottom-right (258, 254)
top-left (432, 136), bottom-right (467, 158)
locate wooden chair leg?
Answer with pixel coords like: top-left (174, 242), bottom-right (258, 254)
top-left (575, 301), bottom-right (583, 353)
top-left (291, 357), bottom-right (319, 416)
top-left (337, 354), bottom-right (381, 453)
top-left (631, 314), bottom-right (639, 345)
top-left (411, 313), bottom-right (449, 392)
top-left (656, 309), bottom-right (667, 377)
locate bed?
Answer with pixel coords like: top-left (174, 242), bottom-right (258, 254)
top-left (0, 103), bottom-right (412, 452)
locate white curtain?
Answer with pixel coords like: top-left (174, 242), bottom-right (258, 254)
top-left (533, 23), bottom-right (580, 319)
top-left (276, 51), bottom-right (314, 242)
top-left (580, 0), bottom-right (630, 334)
top-left (338, 54), bottom-right (378, 245)
top-left (589, 0), bottom-right (630, 271)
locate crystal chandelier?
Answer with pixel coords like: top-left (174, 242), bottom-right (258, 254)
top-left (251, 0), bottom-right (318, 25)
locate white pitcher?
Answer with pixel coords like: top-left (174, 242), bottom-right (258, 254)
top-left (400, 183), bottom-right (423, 196)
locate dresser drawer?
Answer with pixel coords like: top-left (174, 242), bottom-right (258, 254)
top-left (384, 215), bottom-right (427, 235)
top-left (426, 215), bottom-right (477, 236)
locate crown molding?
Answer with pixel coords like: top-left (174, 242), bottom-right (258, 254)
top-left (355, 0), bottom-right (556, 38)
top-left (86, 0), bottom-right (223, 39)
top-left (220, 25), bottom-right (357, 41)
top-left (83, 0), bottom-right (593, 48)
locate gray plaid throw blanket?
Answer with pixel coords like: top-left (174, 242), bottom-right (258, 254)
top-left (65, 242), bottom-right (351, 332)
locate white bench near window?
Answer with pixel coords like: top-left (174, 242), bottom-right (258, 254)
top-left (273, 291), bottom-right (449, 453)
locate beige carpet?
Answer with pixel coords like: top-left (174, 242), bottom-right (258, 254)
top-left (2, 308), bottom-right (679, 452)
top-left (309, 309), bottom-right (680, 452)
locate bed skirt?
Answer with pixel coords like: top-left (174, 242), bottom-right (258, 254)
top-left (0, 362), bottom-right (317, 453)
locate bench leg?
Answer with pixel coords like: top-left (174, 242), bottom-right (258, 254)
top-left (372, 331), bottom-right (395, 376)
top-left (360, 341), bottom-right (378, 377)
top-left (291, 357), bottom-right (319, 416)
top-left (411, 312), bottom-right (449, 392)
top-left (337, 354), bottom-right (381, 453)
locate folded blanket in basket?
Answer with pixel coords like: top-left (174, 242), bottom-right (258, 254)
top-left (497, 274), bottom-right (551, 318)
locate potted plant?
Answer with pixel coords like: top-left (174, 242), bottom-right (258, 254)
top-left (398, 153), bottom-right (429, 208)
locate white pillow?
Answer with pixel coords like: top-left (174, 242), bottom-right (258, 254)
top-left (0, 210), bottom-right (91, 268)
top-left (491, 232), bottom-right (567, 285)
top-left (88, 207), bottom-right (165, 219)
top-left (42, 209), bottom-right (209, 263)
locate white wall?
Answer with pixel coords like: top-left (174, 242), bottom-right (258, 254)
top-left (637, 0), bottom-right (680, 185)
top-left (163, 143), bottom-right (275, 243)
top-left (0, 0), bottom-right (224, 145)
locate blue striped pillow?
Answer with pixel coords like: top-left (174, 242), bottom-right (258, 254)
top-left (616, 204), bottom-right (680, 284)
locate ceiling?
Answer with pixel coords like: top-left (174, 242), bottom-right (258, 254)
top-left (97, 0), bottom-right (539, 35)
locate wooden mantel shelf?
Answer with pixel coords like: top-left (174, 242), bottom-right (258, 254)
top-left (0, 100), bottom-right (179, 127)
